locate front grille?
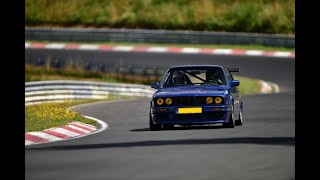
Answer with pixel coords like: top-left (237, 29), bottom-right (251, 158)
top-left (172, 96), bottom-right (206, 106)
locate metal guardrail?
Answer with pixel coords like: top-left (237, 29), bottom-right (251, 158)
top-left (26, 60), bottom-right (167, 80)
top-left (25, 27), bottom-right (295, 48)
top-left (25, 80), bottom-right (156, 105)
top-left (25, 51), bottom-right (169, 78)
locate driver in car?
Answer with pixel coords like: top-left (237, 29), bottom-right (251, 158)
top-left (206, 69), bottom-right (223, 85)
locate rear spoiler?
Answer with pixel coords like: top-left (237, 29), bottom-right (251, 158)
top-left (228, 67), bottom-right (240, 73)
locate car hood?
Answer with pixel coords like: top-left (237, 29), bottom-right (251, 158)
top-left (154, 86), bottom-right (228, 98)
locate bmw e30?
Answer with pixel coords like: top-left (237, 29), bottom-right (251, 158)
top-left (149, 65), bottom-right (243, 130)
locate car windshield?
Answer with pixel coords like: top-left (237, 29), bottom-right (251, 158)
top-left (162, 67), bottom-right (227, 87)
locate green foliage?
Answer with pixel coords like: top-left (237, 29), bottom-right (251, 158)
top-left (25, 0), bottom-right (295, 34)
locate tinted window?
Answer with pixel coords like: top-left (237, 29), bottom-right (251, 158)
top-left (162, 67), bottom-right (227, 87)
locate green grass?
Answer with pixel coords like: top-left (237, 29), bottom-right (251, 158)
top-left (26, 0), bottom-right (295, 35)
top-left (25, 99), bottom-right (98, 132)
top-left (235, 76), bottom-right (261, 95)
top-left (25, 97), bottom-right (137, 132)
top-left (27, 40), bottom-right (295, 52)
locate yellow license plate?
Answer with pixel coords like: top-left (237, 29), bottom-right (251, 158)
top-left (178, 107), bottom-right (202, 114)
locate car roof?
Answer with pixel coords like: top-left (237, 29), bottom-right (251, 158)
top-left (168, 64), bottom-right (225, 69)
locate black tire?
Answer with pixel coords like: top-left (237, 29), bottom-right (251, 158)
top-left (149, 113), bottom-right (161, 131)
top-left (223, 106), bottom-right (235, 128)
top-left (235, 111), bottom-right (243, 126)
top-left (223, 114), bottom-right (235, 128)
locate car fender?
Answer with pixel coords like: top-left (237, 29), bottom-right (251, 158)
top-left (227, 95), bottom-right (233, 106)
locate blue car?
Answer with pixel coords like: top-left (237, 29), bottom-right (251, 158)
top-left (149, 65), bottom-right (243, 130)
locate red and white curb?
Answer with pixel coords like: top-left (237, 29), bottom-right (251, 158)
top-left (25, 116), bottom-right (108, 146)
top-left (25, 42), bottom-right (295, 58)
top-left (260, 80), bottom-right (280, 94)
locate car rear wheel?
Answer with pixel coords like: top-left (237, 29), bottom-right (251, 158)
top-left (149, 113), bottom-right (161, 131)
top-left (235, 111), bottom-right (243, 126)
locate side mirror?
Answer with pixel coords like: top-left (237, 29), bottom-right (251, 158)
top-left (151, 82), bottom-right (160, 89)
top-left (230, 80), bottom-right (240, 87)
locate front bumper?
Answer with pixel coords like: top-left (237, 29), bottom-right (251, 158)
top-left (151, 105), bottom-right (231, 125)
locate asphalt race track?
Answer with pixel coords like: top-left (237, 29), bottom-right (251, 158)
top-left (25, 49), bottom-right (295, 180)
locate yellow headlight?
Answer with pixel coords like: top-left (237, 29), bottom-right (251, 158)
top-left (206, 97), bottom-right (213, 104)
top-left (215, 97), bottom-right (222, 104)
top-left (165, 98), bottom-right (172, 105)
top-left (156, 98), bottom-right (164, 105)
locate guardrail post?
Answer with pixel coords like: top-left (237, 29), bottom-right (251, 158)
top-left (53, 58), bottom-right (63, 68)
top-left (85, 62), bottom-right (92, 71)
top-left (36, 57), bottom-right (44, 66)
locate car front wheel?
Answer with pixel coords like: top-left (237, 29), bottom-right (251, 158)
top-left (149, 113), bottom-right (161, 131)
top-left (223, 106), bottom-right (235, 128)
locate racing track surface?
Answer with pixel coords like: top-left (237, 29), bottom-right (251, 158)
top-left (25, 49), bottom-right (295, 180)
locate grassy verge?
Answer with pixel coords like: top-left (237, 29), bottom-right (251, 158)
top-left (25, 97), bottom-right (137, 132)
top-left (235, 76), bottom-right (261, 95)
top-left (25, 99), bottom-right (99, 132)
top-left (25, 0), bottom-right (294, 34)
top-left (27, 40), bottom-right (295, 52)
